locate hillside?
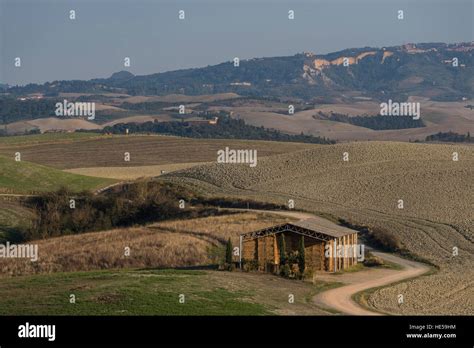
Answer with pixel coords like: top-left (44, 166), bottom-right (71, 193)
top-left (0, 156), bottom-right (115, 194)
top-left (166, 141), bottom-right (474, 315)
top-left (7, 42), bottom-right (473, 102)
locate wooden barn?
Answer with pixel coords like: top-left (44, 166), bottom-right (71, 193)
top-left (239, 217), bottom-right (359, 273)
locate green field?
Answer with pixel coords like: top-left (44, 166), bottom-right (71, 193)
top-left (0, 268), bottom-right (340, 315)
top-left (0, 269), bottom-right (269, 315)
top-left (0, 200), bottom-right (33, 242)
top-left (0, 156), bottom-right (116, 194)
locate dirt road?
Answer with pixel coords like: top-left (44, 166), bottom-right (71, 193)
top-left (313, 251), bottom-right (430, 315)
top-left (227, 208), bottom-right (431, 315)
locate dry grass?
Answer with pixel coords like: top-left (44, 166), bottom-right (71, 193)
top-left (0, 212), bottom-right (292, 277)
top-left (64, 162), bottom-right (208, 180)
top-left (167, 141), bottom-right (474, 314)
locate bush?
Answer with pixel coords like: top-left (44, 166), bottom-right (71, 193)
top-left (363, 252), bottom-right (385, 267)
top-left (242, 259), bottom-right (259, 272)
top-left (280, 264), bottom-right (291, 278)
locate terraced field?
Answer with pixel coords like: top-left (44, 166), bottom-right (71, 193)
top-left (165, 141), bottom-right (474, 315)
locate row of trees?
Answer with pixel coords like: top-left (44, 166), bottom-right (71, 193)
top-left (318, 112), bottom-right (425, 130)
top-left (425, 131), bottom-right (472, 143)
top-left (102, 116), bottom-right (336, 144)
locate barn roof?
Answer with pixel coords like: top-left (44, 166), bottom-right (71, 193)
top-left (241, 216), bottom-right (357, 241)
top-left (291, 217), bottom-right (356, 238)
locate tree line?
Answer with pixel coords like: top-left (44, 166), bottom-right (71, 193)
top-left (316, 111), bottom-right (425, 130)
top-left (425, 131), bottom-right (472, 143)
top-left (102, 116), bottom-right (336, 144)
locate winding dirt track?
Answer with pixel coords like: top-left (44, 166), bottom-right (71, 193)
top-left (228, 208), bottom-right (431, 315)
top-left (313, 251), bottom-right (430, 315)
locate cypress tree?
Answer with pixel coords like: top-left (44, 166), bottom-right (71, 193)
top-left (298, 236), bottom-right (305, 276)
top-left (225, 238), bottom-right (233, 266)
top-left (279, 234), bottom-right (287, 265)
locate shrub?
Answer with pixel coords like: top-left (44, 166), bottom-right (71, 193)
top-left (280, 264), bottom-right (291, 278)
top-left (363, 252), bottom-right (385, 267)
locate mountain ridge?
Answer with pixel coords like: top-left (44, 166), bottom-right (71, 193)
top-left (5, 42), bottom-right (473, 102)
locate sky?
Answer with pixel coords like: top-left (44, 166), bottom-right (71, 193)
top-left (1, 0), bottom-right (472, 85)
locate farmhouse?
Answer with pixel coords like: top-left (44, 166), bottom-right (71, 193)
top-left (240, 217), bottom-right (359, 273)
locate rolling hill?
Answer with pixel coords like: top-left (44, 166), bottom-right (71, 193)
top-left (0, 155), bottom-right (115, 194)
top-left (166, 141), bottom-right (474, 315)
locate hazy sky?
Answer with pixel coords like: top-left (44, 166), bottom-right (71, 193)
top-left (1, 0), bottom-right (472, 85)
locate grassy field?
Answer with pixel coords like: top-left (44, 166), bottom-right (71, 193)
top-left (0, 268), bottom-right (340, 315)
top-left (0, 212), bottom-right (293, 276)
top-left (0, 134), bottom-right (318, 169)
top-left (0, 269), bottom-right (266, 315)
top-left (0, 155), bottom-right (116, 194)
top-left (0, 200), bottom-right (34, 243)
top-left (166, 141), bottom-right (474, 315)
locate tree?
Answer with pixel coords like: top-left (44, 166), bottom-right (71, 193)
top-left (298, 236), bottom-right (305, 277)
top-left (225, 238), bottom-right (233, 270)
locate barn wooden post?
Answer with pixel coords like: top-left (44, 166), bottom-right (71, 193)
top-left (333, 238), bottom-right (337, 272)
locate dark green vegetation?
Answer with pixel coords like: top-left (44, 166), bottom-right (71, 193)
top-left (0, 155), bottom-right (115, 194)
top-left (316, 112), bottom-right (425, 130)
top-left (425, 131), bottom-right (473, 143)
top-left (24, 181), bottom-right (286, 241)
top-left (102, 115), bottom-right (335, 144)
top-left (7, 43), bottom-right (473, 101)
top-left (0, 98), bottom-right (58, 124)
top-left (0, 269), bottom-right (269, 315)
top-left (298, 236), bottom-right (305, 276)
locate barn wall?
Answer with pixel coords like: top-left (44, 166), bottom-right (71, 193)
top-left (242, 230), bottom-right (358, 273)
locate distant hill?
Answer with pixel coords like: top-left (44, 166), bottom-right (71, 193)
top-left (7, 42), bottom-right (473, 102)
top-left (109, 70), bottom-right (135, 81)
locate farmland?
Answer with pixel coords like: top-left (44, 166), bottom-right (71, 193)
top-left (0, 131), bottom-right (472, 315)
top-left (0, 211), bottom-right (339, 316)
top-left (0, 155), bottom-right (115, 194)
top-left (166, 141), bottom-right (474, 315)
top-left (214, 98), bottom-right (474, 142)
top-left (0, 134), bottom-right (317, 169)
